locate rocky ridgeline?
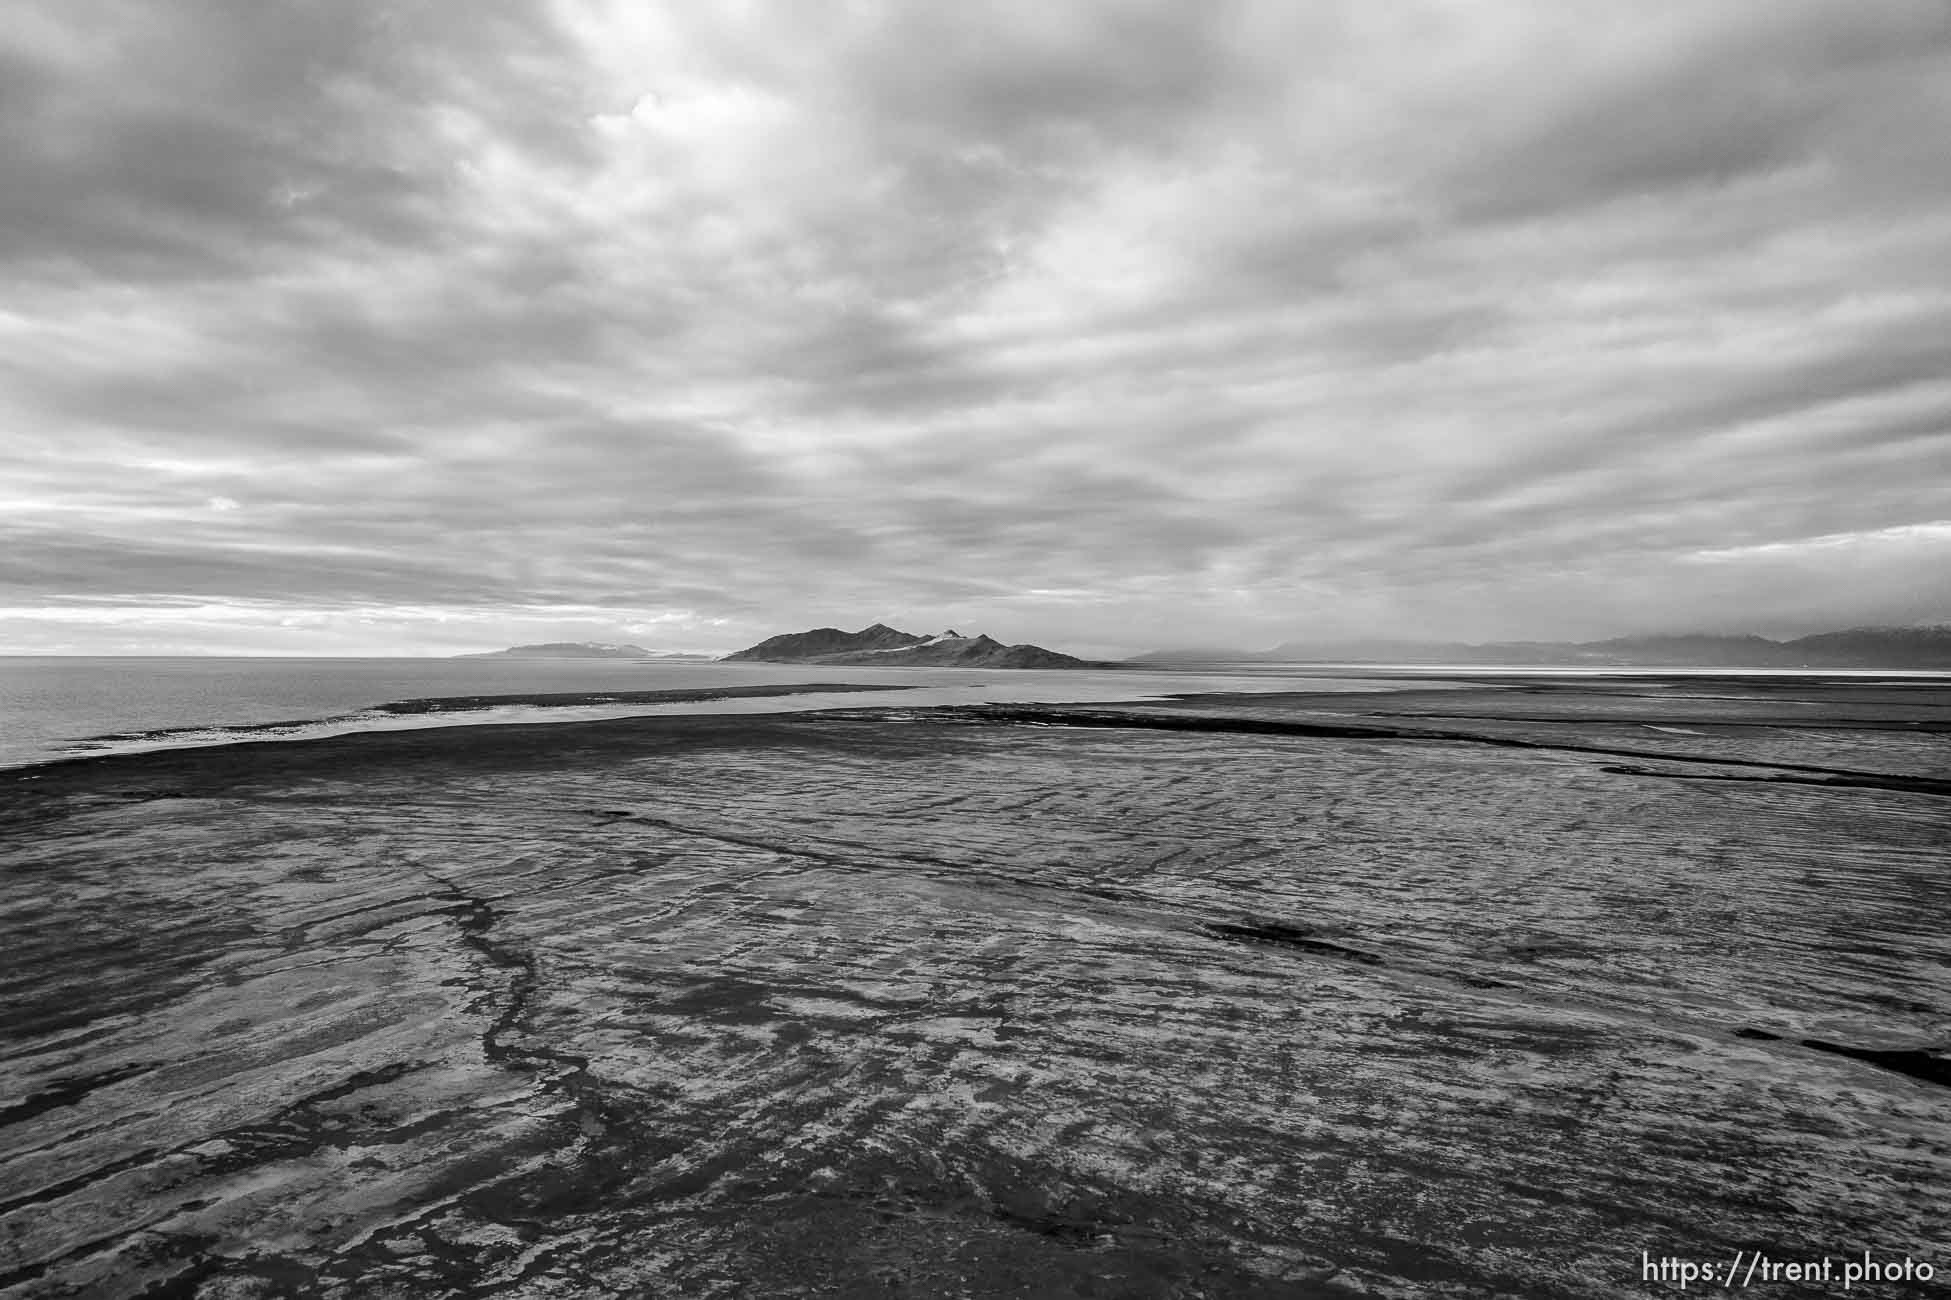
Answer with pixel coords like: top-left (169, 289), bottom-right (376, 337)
top-left (722, 622), bottom-right (1094, 668)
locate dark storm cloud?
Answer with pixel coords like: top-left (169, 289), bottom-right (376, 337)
top-left (0, 0), bottom-right (595, 284)
top-left (3, 0), bottom-right (1948, 654)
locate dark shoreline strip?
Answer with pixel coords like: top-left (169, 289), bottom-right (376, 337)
top-left (35, 683), bottom-right (922, 760)
top-left (961, 706), bottom-right (1951, 800)
top-left (372, 682), bottom-right (917, 715)
top-left (1372, 712), bottom-right (1951, 732)
top-left (0, 711), bottom-right (920, 823)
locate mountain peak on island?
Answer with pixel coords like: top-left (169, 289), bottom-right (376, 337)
top-left (722, 622), bottom-right (1096, 669)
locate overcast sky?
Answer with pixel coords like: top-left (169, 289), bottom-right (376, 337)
top-left (5, 1), bottom-right (1949, 656)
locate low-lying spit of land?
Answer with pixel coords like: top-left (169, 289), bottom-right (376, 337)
top-left (2, 676), bottom-right (1946, 1297)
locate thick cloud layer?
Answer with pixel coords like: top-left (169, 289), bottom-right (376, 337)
top-left (5, 1), bottom-right (1948, 654)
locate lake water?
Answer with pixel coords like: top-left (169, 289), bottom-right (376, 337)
top-left (0, 656), bottom-right (1409, 770)
top-left (10, 655), bottom-right (1936, 772)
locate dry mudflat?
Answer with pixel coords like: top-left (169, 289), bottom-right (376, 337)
top-left (1, 676), bottom-right (1947, 1297)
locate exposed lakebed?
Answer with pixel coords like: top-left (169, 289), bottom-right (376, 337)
top-left (1, 676), bottom-right (1946, 1296)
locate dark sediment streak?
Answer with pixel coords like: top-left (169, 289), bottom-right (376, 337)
top-left (1734, 1028), bottom-right (1951, 1090)
top-left (1203, 921), bottom-right (1388, 966)
top-left (0, 1063), bottom-right (157, 1129)
top-left (1597, 764), bottom-right (1951, 798)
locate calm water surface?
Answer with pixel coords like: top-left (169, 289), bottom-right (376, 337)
top-left (0, 656), bottom-right (1408, 769)
top-left (13, 655), bottom-right (1921, 771)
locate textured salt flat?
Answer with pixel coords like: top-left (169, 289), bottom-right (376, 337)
top-left (1, 684), bottom-right (1946, 1297)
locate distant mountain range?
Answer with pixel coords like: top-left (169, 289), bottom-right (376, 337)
top-left (1129, 626), bottom-right (1951, 670)
top-left (458, 642), bottom-right (712, 660)
top-left (722, 623), bottom-right (1094, 669)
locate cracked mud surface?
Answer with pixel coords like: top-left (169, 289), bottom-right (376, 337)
top-left (2, 680), bottom-right (1947, 1297)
